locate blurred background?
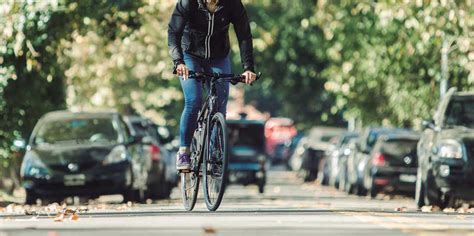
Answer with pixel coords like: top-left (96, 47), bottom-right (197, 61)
top-left (0, 0), bottom-right (473, 202)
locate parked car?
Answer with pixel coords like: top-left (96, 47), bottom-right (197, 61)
top-left (337, 138), bottom-right (359, 192)
top-left (265, 117), bottom-right (297, 165)
top-left (346, 127), bottom-right (410, 195)
top-left (362, 132), bottom-right (419, 198)
top-left (416, 88), bottom-right (474, 208)
top-left (325, 132), bottom-right (359, 188)
top-left (290, 127), bottom-right (345, 182)
top-left (150, 124), bottom-right (180, 191)
top-left (20, 111), bottom-right (150, 204)
top-left (124, 116), bottom-right (174, 200)
top-left (227, 119), bottom-right (267, 193)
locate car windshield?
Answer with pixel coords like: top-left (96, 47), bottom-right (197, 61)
top-left (380, 139), bottom-right (418, 157)
top-left (228, 123), bottom-right (265, 148)
top-left (445, 98), bottom-right (474, 128)
top-left (34, 117), bottom-right (119, 145)
top-left (340, 135), bottom-right (358, 147)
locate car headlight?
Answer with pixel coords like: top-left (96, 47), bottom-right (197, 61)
top-left (103, 145), bottom-right (128, 165)
top-left (436, 139), bottom-right (463, 159)
top-left (343, 148), bottom-right (351, 156)
top-left (21, 151), bottom-right (49, 178)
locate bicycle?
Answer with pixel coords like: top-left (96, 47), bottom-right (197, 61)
top-left (179, 70), bottom-right (261, 211)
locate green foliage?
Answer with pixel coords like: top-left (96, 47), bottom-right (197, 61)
top-left (314, 1), bottom-right (473, 126)
top-left (242, 0), bottom-right (346, 130)
top-left (0, 0), bottom-right (143, 167)
top-left (61, 1), bottom-right (182, 129)
top-left (1, 0), bottom-right (472, 173)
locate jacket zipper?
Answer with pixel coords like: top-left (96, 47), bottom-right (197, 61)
top-left (205, 12), bottom-right (215, 59)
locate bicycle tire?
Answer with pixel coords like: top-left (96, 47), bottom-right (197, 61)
top-left (202, 112), bottom-right (228, 211)
top-left (180, 129), bottom-right (202, 211)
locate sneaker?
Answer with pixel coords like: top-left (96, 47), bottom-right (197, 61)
top-left (176, 152), bottom-right (191, 170)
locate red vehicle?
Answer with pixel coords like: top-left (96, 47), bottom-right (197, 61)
top-left (265, 118), bottom-right (297, 164)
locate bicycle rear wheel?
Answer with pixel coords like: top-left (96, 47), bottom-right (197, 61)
top-left (203, 112), bottom-right (228, 211)
top-left (180, 130), bottom-right (202, 211)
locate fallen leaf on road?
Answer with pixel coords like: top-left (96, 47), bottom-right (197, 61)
top-left (116, 204), bottom-right (129, 211)
top-left (70, 214), bottom-right (79, 221)
top-left (421, 205), bottom-right (432, 212)
top-left (394, 207), bottom-right (407, 212)
top-left (54, 213), bottom-right (65, 222)
top-left (25, 210), bottom-right (37, 216)
top-left (78, 207), bottom-right (89, 213)
top-left (64, 208), bottom-right (76, 215)
top-left (272, 186), bottom-right (281, 194)
top-left (203, 226), bottom-right (217, 234)
top-left (457, 208), bottom-right (467, 214)
top-left (48, 231), bottom-right (59, 236)
top-left (443, 208), bottom-right (455, 213)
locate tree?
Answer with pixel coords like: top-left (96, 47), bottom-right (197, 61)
top-left (0, 0), bottom-right (142, 169)
top-left (242, 0), bottom-right (346, 130)
top-left (314, 0), bottom-right (473, 126)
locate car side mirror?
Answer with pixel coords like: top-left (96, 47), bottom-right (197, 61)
top-left (422, 119), bottom-right (436, 130)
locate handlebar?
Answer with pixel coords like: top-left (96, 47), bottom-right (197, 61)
top-left (188, 71), bottom-right (262, 85)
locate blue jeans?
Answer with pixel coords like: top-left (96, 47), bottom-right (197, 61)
top-left (179, 53), bottom-right (231, 147)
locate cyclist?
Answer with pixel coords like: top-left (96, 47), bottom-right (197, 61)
top-left (168, 0), bottom-right (257, 170)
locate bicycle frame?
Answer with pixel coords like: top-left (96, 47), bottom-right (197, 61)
top-left (191, 77), bottom-right (222, 174)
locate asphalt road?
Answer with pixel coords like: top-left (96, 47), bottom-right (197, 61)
top-left (1, 170), bottom-right (473, 236)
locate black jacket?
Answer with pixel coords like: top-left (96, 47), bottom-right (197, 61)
top-left (168, 0), bottom-right (255, 72)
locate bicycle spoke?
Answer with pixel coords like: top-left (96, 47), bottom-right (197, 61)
top-left (203, 113), bottom-right (228, 211)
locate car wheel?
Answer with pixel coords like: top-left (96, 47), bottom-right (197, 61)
top-left (258, 183), bottom-right (265, 194)
top-left (302, 170), bottom-right (317, 182)
top-left (123, 188), bottom-right (145, 203)
top-left (146, 170), bottom-right (169, 200)
top-left (369, 187), bottom-right (378, 198)
top-left (423, 170), bottom-right (443, 208)
top-left (355, 184), bottom-right (367, 196)
top-left (25, 190), bottom-right (38, 205)
top-left (368, 183), bottom-right (378, 199)
top-left (415, 170), bottom-right (425, 208)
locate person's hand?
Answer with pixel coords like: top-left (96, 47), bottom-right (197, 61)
top-left (176, 63), bottom-right (189, 80)
top-left (242, 70), bottom-right (257, 85)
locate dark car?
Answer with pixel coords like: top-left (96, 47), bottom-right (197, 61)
top-left (362, 133), bottom-right (419, 198)
top-left (325, 132), bottom-right (359, 188)
top-left (291, 127), bottom-right (345, 182)
top-left (227, 119), bottom-right (267, 193)
top-left (124, 116), bottom-right (173, 200)
top-left (20, 111), bottom-right (149, 204)
top-left (346, 127), bottom-right (411, 195)
top-left (416, 88), bottom-right (474, 208)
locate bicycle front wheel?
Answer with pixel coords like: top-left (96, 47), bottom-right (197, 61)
top-left (202, 112), bottom-right (228, 211)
